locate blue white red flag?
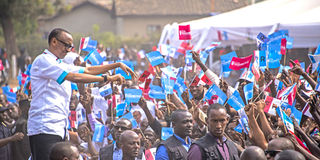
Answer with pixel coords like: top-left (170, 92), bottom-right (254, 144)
top-left (205, 42), bottom-right (220, 53)
top-left (79, 37), bottom-right (97, 52)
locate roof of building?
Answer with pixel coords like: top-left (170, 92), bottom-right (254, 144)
top-left (114, 0), bottom-right (212, 16)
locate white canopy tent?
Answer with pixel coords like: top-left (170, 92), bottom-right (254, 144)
top-left (159, 0), bottom-right (320, 50)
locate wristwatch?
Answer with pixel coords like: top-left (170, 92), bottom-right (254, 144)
top-left (102, 74), bottom-right (108, 82)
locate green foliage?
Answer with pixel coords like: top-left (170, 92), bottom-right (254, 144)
top-left (16, 33), bottom-right (47, 58)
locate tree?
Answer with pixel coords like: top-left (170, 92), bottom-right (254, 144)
top-left (0, 0), bottom-right (54, 57)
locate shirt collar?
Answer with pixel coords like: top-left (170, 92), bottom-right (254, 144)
top-left (43, 49), bottom-right (62, 63)
top-left (113, 142), bottom-right (121, 150)
top-left (173, 133), bottom-right (191, 146)
top-left (208, 133), bottom-right (227, 144)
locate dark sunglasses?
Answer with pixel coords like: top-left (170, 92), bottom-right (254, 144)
top-left (114, 125), bottom-right (129, 131)
top-left (55, 37), bottom-right (74, 50)
top-left (265, 150), bottom-right (281, 157)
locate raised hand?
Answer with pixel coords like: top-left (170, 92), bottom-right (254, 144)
top-left (289, 59), bottom-right (304, 75)
top-left (119, 62), bottom-right (138, 80)
top-left (191, 51), bottom-right (201, 63)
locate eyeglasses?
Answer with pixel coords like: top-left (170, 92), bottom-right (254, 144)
top-left (265, 150), bottom-right (281, 157)
top-left (114, 125), bottom-right (130, 131)
top-left (55, 37), bottom-right (74, 51)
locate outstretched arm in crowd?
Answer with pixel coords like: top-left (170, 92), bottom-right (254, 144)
top-left (84, 62), bottom-right (137, 78)
top-left (138, 97), bottom-right (162, 137)
top-left (246, 103), bottom-right (268, 150)
top-left (255, 100), bottom-right (275, 138)
top-left (309, 95), bottom-right (320, 126)
top-left (289, 59), bottom-right (317, 89)
top-left (292, 118), bottom-right (320, 159)
top-left (286, 134), bottom-right (319, 160)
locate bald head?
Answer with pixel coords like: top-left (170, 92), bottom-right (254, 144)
top-left (120, 130), bottom-right (140, 159)
top-left (240, 146), bottom-right (267, 160)
top-left (275, 150), bottom-right (305, 160)
top-left (120, 130), bottom-right (139, 144)
top-left (268, 138), bottom-right (295, 151)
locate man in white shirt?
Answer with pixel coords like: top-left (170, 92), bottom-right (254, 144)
top-left (28, 28), bottom-right (136, 160)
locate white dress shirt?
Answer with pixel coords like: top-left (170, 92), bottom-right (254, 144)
top-left (28, 49), bottom-right (85, 138)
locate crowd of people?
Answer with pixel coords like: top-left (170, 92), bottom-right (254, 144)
top-left (0, 27), bottom-right (319, 160)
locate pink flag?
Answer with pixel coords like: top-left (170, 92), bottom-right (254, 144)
top-left (179, 25), bottom-right (191, 40)
top-left (280, 38), bottom-right (287, 55)
top-left (229, 55), bottom-right (253, 70)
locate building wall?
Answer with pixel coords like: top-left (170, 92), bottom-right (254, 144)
top-left (39, 3), bottom-right (116, 35)
top-left (119, 15), bottom-right (208, 37)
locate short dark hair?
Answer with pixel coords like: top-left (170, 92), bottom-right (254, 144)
top-left (49, 142), bottom-right (77, 160)
top-left (48, 28), bottom-right (71, 45)
top-left (170, 109), bottom-right (188, 123)
top-left (207, 103), bottom-right (227, 118)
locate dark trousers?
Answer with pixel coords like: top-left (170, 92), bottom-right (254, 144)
top-left (29, 134), bottom-right (63, 160)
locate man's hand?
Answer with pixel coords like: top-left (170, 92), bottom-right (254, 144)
top-left (108, 74), bottom-right (125, 85)
top-left (219, 79), bottom-right (229, 94)
top-left (181, 90), bottom-right (190, 103)
top-left (11, 132), bottom-right (24, 141)
top-left (256, 100), bottom-right (265, 113)
top-left (191, 51), bottom-right (201, 63)
top-left (289, 59), bottom-right (304, 75)
top-left (119, 62), bottom-right (138, 80)
top-left (264, 68), bottom-right (274, 83)
top-left (138, 97), bottom-right (147, 110)
top-left (161, 101), bottom-right (177, 111)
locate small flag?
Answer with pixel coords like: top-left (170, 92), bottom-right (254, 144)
top-left (161, 127), bottom-right (174, 140)
top-left (229, 55), bottom-right (253, 70)
top-left (149, 85), bottom-right (166, 100)
top-left (205, 42), bottom-right (221, 53)
top-left (138, 71), bottom-right (151, 83)
top-left (205, 84), bottom-right (227, 105)
top-left (99, 84), bottom-right (113, 97)
top-left (173, 77), bottom-right (187, 96)
top-left (277, 84), bottom-right (297, 106)
top-left (264, 96), bottom-right (281, 116)
top-left (79, 37), bottom-right (97, 52)
top-left (124, 89), bottom-right (142, 103)
top-left (280, 38), bottom-right (287, 55)
top-left (220, 51), bottom-right (237, 77)
top-left (92, 123), bottom-right (105, 142)
top-left (238, 108), bottom-right (250, 134)
top-left (252, 51), bottom-right (260, 81)
top-left (84, 49), bottom-right (104, 66)
top-left (178, 25), bottom-right (191, 40)
top-left (116, 103), bottom-right (126, 117)
top-left (227, 90), bottom-right (245, 111)
top-left (161, 76), bottom-right (175, 95)
top-left (146, 51), bottom-right (166, 67)
top-left (243, 83), bottom-right (253, 104)
top-left (302, 103), bottom-right (312, 118)
top-left (257, 32), bottom-right (269, 43)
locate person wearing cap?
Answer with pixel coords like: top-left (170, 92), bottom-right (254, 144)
top-left (28, 28), bottom-right (137, 160)
top-left (0, 106), bottom-right (24, 160)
